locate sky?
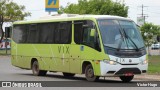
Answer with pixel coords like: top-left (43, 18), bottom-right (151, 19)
top-left (9, 0), bottom-right (160, 25)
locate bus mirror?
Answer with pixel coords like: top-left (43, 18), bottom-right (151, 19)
top-left (5, 27), bottom-right (12, 38)
top-left (90, 29), bottom-right (95, 37)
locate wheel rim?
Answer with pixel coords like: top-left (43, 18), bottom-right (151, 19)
top-left (87, 68), bottom-right (94, 78)
top-left (33, 62), bottom-right (39, 75)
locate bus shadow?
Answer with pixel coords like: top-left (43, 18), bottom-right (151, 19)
top-left (20, 73), bottom-right (138, 83)
top-left (22, 73), bottom-right (87, 81)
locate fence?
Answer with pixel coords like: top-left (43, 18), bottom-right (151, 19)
top-left (0, 39), bottom-right (11, 55)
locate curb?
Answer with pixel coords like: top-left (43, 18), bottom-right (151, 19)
top-left (134, 75), bottom-right (160, 81)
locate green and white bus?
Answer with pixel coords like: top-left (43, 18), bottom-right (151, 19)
top-left (11, 14), bottom-right (148, 82)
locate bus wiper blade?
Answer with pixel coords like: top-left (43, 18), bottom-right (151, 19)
top-left (116, 29), bottom-right (125, 51)
top-left (122, 28), bottom-right (139, 51)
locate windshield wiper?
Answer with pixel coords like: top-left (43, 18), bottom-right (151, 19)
top-left (122, 28), bottom-right (139, 51)
top-left (116, 29), bottom-right (125, 51)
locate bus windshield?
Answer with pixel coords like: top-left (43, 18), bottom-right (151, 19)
top-left (98, 19), bottom-right (145, 50)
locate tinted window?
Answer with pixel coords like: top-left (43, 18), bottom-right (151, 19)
top-left (82, 20), bottom-right (96, 48)
top-left (13, 25), bottom-right (27, 43)
top-left (13, 21), bottom-right (72, 44)
top-left (74, 21), bottom-right (83, 44)
top-left (39, 23), bottom-right (56, 43)
top-left (74, 20), bottom-right (100, 51)
top-left (56, 22), bottom-right (72, 44)
top-left (27, 24), bottom-right (39, 43)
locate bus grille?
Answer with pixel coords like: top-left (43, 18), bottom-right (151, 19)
top-left (115, 68), bottom-right (141, 75)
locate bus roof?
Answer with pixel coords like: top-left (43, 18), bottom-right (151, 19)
top-left (13, 14), bottom-right (132, 24)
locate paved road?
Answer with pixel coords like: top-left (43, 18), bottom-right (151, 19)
top-left (0, 56), bottom-right (160, 89)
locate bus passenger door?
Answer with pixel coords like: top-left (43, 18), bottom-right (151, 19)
top-left (79, 20), bottom-right (101, 75)
top-left (69, 21), bottom-right (83, 74)
top-left (70, 45), bottom-right (81, 74)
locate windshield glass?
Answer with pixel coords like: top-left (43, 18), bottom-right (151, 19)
top-left (98, 19), bottom-right (145, 50)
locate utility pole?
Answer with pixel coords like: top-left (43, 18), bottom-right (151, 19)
top-left (141, 4), bottom-right (144, 17)
top-left (138, 4), bottom-right (148, 23)
top-left (138, 4), bottom-right (149, 54)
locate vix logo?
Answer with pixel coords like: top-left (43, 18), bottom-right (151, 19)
top-left (45, 0), bottom-right (59, 12)
top-left (48, 0), bottom-right (57, 5)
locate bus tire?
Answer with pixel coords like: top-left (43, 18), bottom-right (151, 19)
top-left (85, 64), bottom-right (99, 82)
top-left (63, 73), bottom-right (75, 77)
top-left (32, 61), bottom-right (47, 76)
top-left (119, 76), bottom-right (134, 82)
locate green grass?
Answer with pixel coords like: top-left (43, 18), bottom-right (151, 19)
top-left (0, 49), bottom-right (11, 55)
top-left (148, 56), bottom-right (160, 74)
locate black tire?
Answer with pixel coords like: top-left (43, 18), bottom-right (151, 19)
top-left (85, 64), bottom-right (99, 82)
top-left (32, 61), bottom-right (47, 76)
top-left (120, 76), bottom-right (134, 82)
top-left (63, 73), bottom-right (75, 77)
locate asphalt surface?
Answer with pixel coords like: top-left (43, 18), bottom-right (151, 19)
top-left (0, 56), bottom-right (160, 89)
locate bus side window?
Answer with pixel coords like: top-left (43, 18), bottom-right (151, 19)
top-left (59, 22), bottom-right (72, 44)
top-left (39, 23), bottom-right (55, 43)
top-left (82, 20), bottom-right (101, 51)
top-left (55, 23), bottom-right (60, 43)
top-left (74, 21), bottom-right (83, 44)
top-left (55, 21), bottom-right (72, 44)
top-left (27, 24), bottom-right (39, 43)
top-left (13, 25), bottom-right (27, 43)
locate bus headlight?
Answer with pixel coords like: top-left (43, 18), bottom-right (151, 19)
top-left (140, 60), bottom-right (148, 64)
top-left (103, 60), bottom-right (117, 65)
top-left (143, 60), bottom-right (148, 64)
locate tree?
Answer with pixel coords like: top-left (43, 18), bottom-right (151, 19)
top-left (0, 0), bottom-right (31, 42)
top-left (59, 0), bottom-right (128, 17)
top-left (140, 23), bottom-right (160, 55)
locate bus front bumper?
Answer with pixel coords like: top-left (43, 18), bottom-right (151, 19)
top-left (99, 61), bottom-right (148, 76)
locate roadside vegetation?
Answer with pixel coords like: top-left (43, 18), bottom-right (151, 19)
top-left (59, 0), bottom-right (128, 17)
top-left (148, 55), bottom-right (160, 74)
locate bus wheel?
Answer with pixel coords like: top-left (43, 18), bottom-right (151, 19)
top-left (63, 73), bottom-right (75, 77)
top-left (119, 76), bottom-right (134, 82)
top-left (32, 61), bottom-right (47, 76)
top-left (85, 64), bottom-right (99, 82)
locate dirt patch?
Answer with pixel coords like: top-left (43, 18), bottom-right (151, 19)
top-left (0, 55), bottom-right (11, 59)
